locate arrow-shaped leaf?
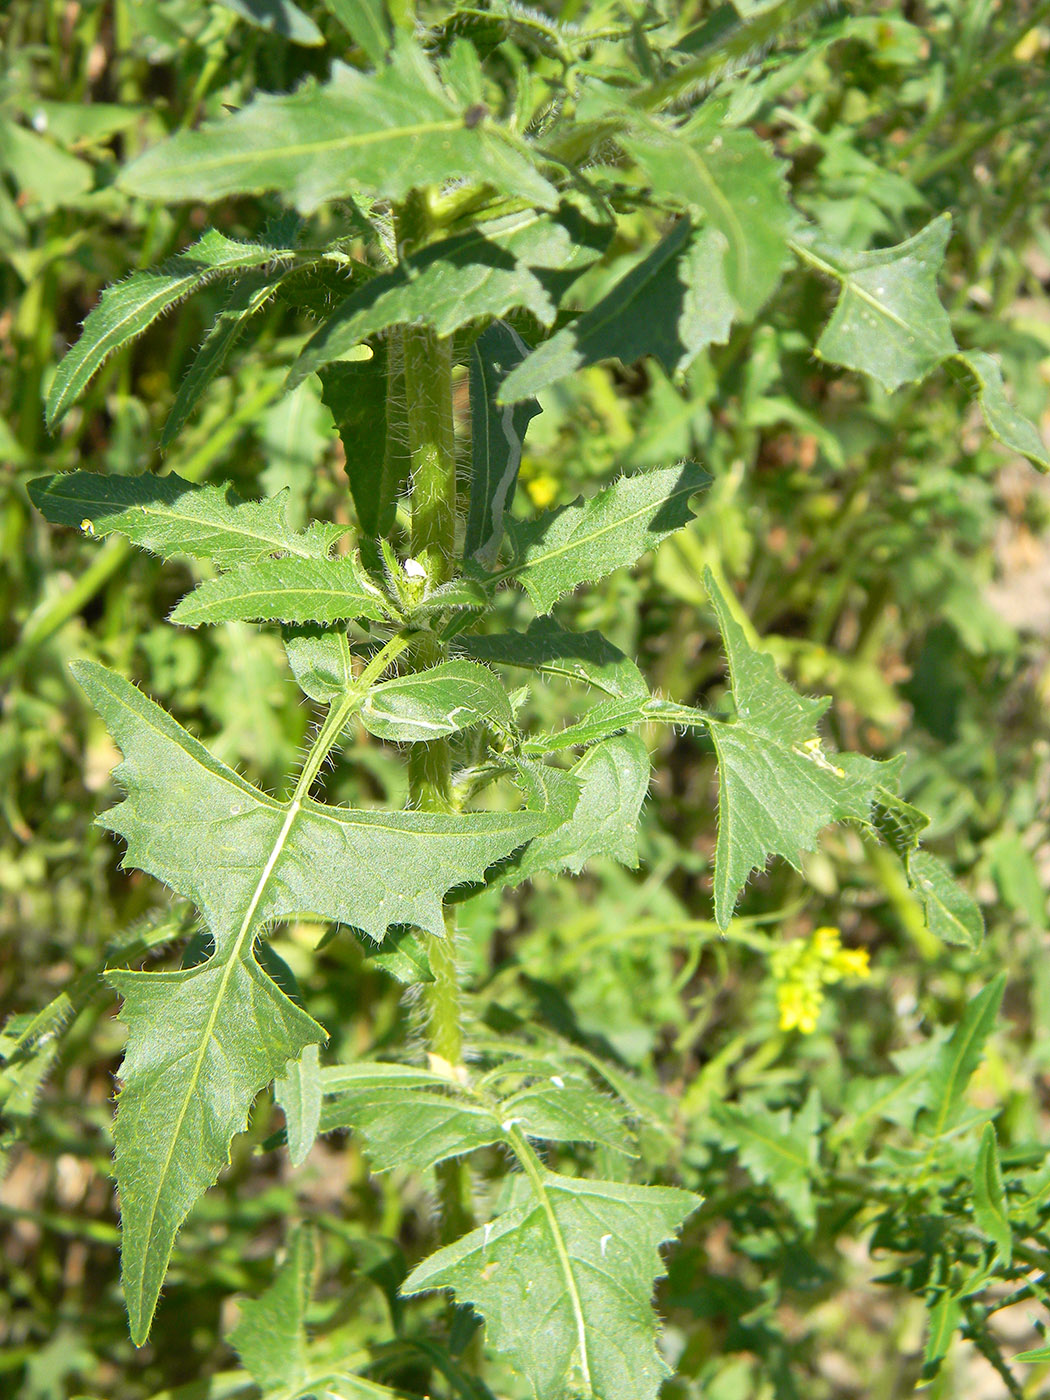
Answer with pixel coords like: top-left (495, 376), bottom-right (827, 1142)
top-left (74, 660), bottom-right (568, 1343)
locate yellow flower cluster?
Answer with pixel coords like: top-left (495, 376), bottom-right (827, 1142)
top-left (771, 926), bottom-right (871, 1034)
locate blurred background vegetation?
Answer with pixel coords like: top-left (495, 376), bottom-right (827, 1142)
top-left (2, 2), bottom-right (1050, 1397)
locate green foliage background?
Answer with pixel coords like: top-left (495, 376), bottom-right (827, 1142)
top-left (2, 2), bottom-right (1050, 1398)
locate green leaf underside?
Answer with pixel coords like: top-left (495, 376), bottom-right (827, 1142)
top-left (466, 321), bottom-right (542, 567)
top-left (954, 350), bottom-right (1050, 472)
top-left (28, 472), bottom-right (331, 568)
top-left (802, 215), bottom-right (956, 391)
top-left (119, 44), bottom-right (558, 214)
top-left (323, 1088), bottom-right (505, 1171)
top-left (403, 1172), bottom-right (700, 1400)
top-left (906, 850), bottom-right (984, 949)
top-left (361, 660), bottom-right (514, 743)
top-left (624, 128), bottom-right (793, 318)
top-left (162, 273), bottom-right (285, 446)
top-left (319, 347), bottom-right (407, 541)
top-left (499, 220), bottom-right (733, 404)
top-left (230, 1227), bottom-right (316, 1396)
top-left (498, 734), bottom-right (650, 882)
top-left (497, 463), bottom-right (711, 613)
top-left (703, 568), bottom-right (892, 927)
top-left (460, 619), bottom-right (649, 701)
top-left (523, 697), bottom-right (649, 753)
top-left (74, 660), bottom-right (569, 1341)
top-left (274, 1043), bottom-right (322, 1168)
top-left (171, 555), bottom-right (387, 626)
top-left (293, 204), bottom-right (609, 383)
top-left (46, 229), bottom-right (284, 427)
top-left (712, 1092), bottom-right (820, 1228)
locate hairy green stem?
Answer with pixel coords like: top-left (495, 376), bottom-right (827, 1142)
top-left (401, 318), bottom-right (473, 1240)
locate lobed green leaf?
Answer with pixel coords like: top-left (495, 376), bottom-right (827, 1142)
top-left (171, 555), bottom-right (389, 627)
top-left (120, 44), bottom-right (559, 214)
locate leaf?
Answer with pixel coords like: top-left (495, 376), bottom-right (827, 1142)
top-left (499, 734), bottom-right (650, 882)
top-left (283, 625), bottom-right (355, 704)
top-left (624, 129), bottom-right (793, 317)
top-left (170, 555), bottom-right (389, 627)
top-left (973, 1123), bottom-right (1012, 1266)
top-left (953, 350), bottom-right (1050, 473)
top-left (522, 697), bottom-right (649, 754)
top-left (920, 975), bottom-right (1005, 1141)
top-left (28, 472), bottom-right (331, 568)
top-left (701, 568), bottom-right (893, 927)
top-left (230, 1227), bottom-right (316, 1397)
top-left (320, 0), bottom-right (391, 62)
top-left (274, 1043), bottom-right (322, 1168)
top-left (466, 322), bottom-right (542, 567)
top-left (797, 215), bottom-right (957, 392)
top-left (323, 1087), bottom-right (505, 1172)
top-left (494, 463), bottom-right (710, 614)
top-left (162, 273), bottom-right (285, 447)
top-left (321, 1061), bottom-right (450, 1094)
top-left (498, 221), bottom-right (733, 404)
top-left (318, 346), bottom-right (409, 540)
top-left (906, 850), bottom-right (984, 950)
top-left (712, 1090), bottom-right (821, 1229)
top-left (923, 1292), bottom-right (961, 1373)
top-left (360, 660), bottom-right (515, 744)
top-left (403, 1171), bottom-right (700, 1400)
top-left (461, 619), bottom-right (649, 701)
top-left (500, 1076), bottom-right (634, 1155)
top-left (46, 230), bottom-right (284, 427)
top-left (119, 44), bottom-right (559, 214)
top-left (291, 203), bottom-right (609, 384)
top-left (217, 0), bottom-right (323, 44)
top-left (75, 661), bottom-right (572, 1340)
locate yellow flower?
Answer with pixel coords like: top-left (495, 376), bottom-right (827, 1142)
top-left (771, 926), bottom-right (871, 1034)
top-left (526, 474), bottom-right (559, 508)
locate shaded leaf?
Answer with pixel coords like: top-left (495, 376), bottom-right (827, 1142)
top-left (466, 321), bottom-right (541, 566)
top-left (624, 129), bottom-right (793, 317)
top-left (28, 472), bottom-right (330, 568)
top-left (712, 1089), bottom-right (821, 1228)
top-left (292, 204), bottom-right (609, 384)
top-left (120, 45), bottom-right (558, 214)
top-left (170, 555), bottom-right (389, 627)
top-left (495, 463), bottom-right (710, 614)
top-left (320, 0), bottom-right (391, 62)
top-left (461, 619), bottom-right (648, 701)
top-left (403, 1171), bottom-right (700, 1400)
top-left (798, 215), bottom-right (956, 391)
top-left (46, 230), bottom-right (284, 427)
top-left (499, 221), bottom-right (732, 403)
top-left (318, 346), bottom-right (409, 541)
